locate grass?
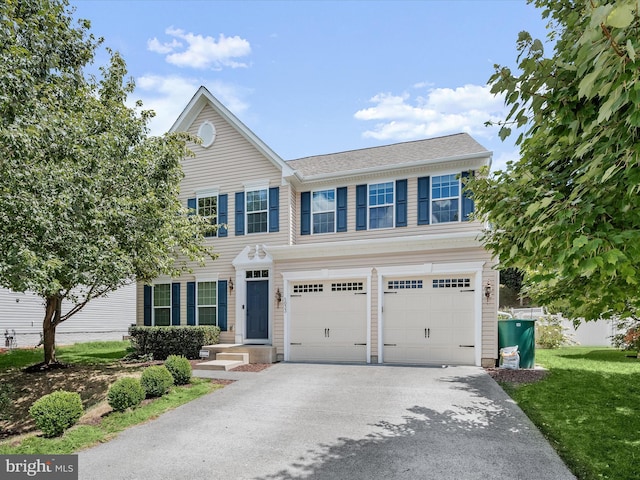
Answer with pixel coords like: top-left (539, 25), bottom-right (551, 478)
top-left (0, 340), bottom-right (223, 453)
top-left (502, 347), bottom-right (640, 480)
top-left (0, 340), bottom-right (131, 370)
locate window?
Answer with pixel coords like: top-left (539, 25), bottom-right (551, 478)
top-left (246, 189), bottom-right (268, 234)
top-left (198, 195), bottom-right (217, 237)
top-left (197, 281), bottom-right (217, 326)
top-left (293, 284), bottom-right (324, 293)
top-left (153, 284), bottom-right (171, 326)
top-left (432, 278), bottom-right (471, 288)
top-left (431, 174), bottom-right (460, 223)
top-left (369, 182), bottom-right (394, 229)
top-left (312, 190), bottom-right (335, 234)
top-left (388, 280), bottom-right (423, 290)
top-left (246, 270), bottom-right (269, 279)
top-left (331, 282), bottom-right (364, 291)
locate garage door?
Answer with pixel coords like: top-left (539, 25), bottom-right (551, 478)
top-left (289, 280), bottom-right (367, 362)
top-left (382, 276), bottom-right (475, 365)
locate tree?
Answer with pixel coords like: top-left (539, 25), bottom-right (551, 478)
top-left (0, 0), bottom-right (214, 367)
top-left (467, 0), bottom-right (640, 321)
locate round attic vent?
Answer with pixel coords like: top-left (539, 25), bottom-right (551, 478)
top-left (198, 121), bottom-right (216, 148)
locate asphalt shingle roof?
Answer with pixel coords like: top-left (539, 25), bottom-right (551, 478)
top-left (286, 133), bottom-right (490, 177)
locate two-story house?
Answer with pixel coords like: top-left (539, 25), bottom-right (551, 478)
top-left (136, 86), bottom-right (499, 367)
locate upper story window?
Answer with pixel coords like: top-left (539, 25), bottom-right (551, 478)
top-left (431, 174), bottom-right (460, 223)
top-left (312, 189), bottom-right (336, 234)
top-left (198, 195), bottom-right (217, 237)
top-left (153, 284), bottom-right (171, 326)
top-left (247, 189), bottom-right (268, 234)
top-left (369, 182), bottom-right (394, 229)
top-left (197, 281), bottom-right (217, 326)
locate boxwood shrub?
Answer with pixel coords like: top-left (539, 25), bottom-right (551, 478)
top-left (29, 391), bottom-right (83, 438)
top-left (140, 366), bottom-right (174, 398)
top-left (165, 355), bottom-right (192, 385)
top-left (129, 326), bottom-right (220, 360)
top-left (107, 377), bottom-right (146, 412)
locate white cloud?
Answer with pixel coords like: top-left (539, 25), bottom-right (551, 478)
top-left (354, 84), bottom-right (507, 141)
top-left (148, 27), bottom-right (251, 70)
top-left (147, 37), bottom-right (182, 54)
top-left (491, 149), bottom-right (520, 173)
top-left (132, 75), bottom-right (251, 136)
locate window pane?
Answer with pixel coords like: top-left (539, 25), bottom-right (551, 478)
top-left (197, 282), bottom-right (217, 306)
top-left (313, 212), bottom-right (335, 234)
top-left (247, 190), bottom-right (267, 212)
top-left (432, 199), bottom-right (459, 223)
top-left (369, 182), bottom-right (393, 207)
top-left (432, 174), bottom-right (459, 200)
top-left (370, 206), bottom-right (393, 229)
top-left (153, 284), bottom-right (170, 307)
top-left (247, 212), bottom-right (268, 233)
top-left (198, 196), bottom-right (217, 219)
top-left (198, 307), bottom-right (217, 325)
top-left (154, 308), bottom-right (171, 326)
top-left (312, 190), bottom-right (335, 212)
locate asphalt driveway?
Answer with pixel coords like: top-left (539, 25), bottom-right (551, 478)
top-left (79, 363), bottom-right (575, 480)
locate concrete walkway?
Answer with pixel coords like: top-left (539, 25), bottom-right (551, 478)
top-left (79, 363), bottom-right (575, 480)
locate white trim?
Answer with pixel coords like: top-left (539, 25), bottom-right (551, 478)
top-left (195, 187), bottom-right (220, 198)
top-left (197, 121), bottom-right (216, 148)
top-left (376, 261), bottom-right (485, 366)
top-left (266, 231), bottom-right (483, 261)
top-left (282, 268), bottom-right (373, 363)
top-left (232, 245), bottom-right (274, 345)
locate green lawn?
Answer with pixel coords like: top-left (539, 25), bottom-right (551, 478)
top-left (504, 347), bottom-right (640, 480)
top-left (0, 340), bottom-right (131, 371)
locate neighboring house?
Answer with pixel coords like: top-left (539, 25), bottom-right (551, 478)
top-left (136, 86), bottom-right (499, 367)
top-left (1, 284), bottom-right (135, 347)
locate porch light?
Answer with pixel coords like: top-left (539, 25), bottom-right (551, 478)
top-left (275, 288), bottom-right (282, 306)
top-left (484, 281), bottom-right (492, 302)
top-left (229, 278), bottom-right (234, 291)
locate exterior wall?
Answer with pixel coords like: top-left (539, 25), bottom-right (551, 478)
top-left (2, 284), bottom-right (135, 347)
top-left (136, 103), bottom-right (290, 343)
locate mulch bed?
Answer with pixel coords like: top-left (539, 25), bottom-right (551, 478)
top-left (230, 363), bottom-right (274, 372)
top-left (485, 367), bottom-right (549, 384)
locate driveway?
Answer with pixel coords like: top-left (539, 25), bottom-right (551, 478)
top-left (79, 363), bottom-right (575, 480)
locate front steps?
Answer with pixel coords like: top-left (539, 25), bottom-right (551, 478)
top-left (195, 352), bottom-right (249, 371)
top-left (195, 344), bottom-right (277, 371)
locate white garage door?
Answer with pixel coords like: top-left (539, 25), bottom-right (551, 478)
top-left (383, 276), bottom-right (475, 365)
top-left (289, 280), bottom-right (367, 362)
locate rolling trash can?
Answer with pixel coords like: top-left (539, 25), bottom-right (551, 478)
top-left (498, 319), bottom-right (536, 368)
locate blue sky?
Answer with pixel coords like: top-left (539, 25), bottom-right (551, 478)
top-left (72, 0), bottom-right (549, 171)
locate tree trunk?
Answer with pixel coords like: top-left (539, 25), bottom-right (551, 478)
top-left (43, 295), bottom-right (63, 365)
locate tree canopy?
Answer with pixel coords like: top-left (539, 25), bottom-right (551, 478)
top-left (468, 0), bottom-right (640, 321)
top-left (0, 0), bottom-right (214, 364)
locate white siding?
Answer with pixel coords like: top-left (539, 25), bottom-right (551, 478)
top-left (1, 284), bottom-right (135, 347)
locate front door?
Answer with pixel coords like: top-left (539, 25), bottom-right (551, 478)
top-left (246, 280), bottom-right (269, 340)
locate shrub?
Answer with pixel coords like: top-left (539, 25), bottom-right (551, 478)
top-left (165, 355), bottom-right (192, 385)
top-left (129, 326), bottom-right (220, 360)
top-left (536, 316), bottom-right (573, 349)
top-left (140, 366), bottom-right (174, 398)
top-left (29, 391), bottom-right (83, 438)
top-left (107, 377), bottom-right (145, 412)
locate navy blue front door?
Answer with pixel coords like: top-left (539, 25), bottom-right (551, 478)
top-left (246, 280), bottom-right (269, 340)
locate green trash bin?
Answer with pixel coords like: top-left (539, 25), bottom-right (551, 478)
top-left (498, 319), bottom-right (536, 368)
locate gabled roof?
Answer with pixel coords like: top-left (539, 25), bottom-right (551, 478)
top-left (171, 86), bottom-right (295, 177)
top-left (286, 133), bottom-right (491, 180)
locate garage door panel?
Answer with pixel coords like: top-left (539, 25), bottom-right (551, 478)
top-left (289, 280), bottom-right (367, 363)
top-left (383, 276), bottom-right (475, 365)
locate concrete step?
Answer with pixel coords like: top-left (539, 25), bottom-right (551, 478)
top-left (194, 359), bottom-right (245, 371)
top-left (201, 344), bottom-right (277, 364)
top-left (216, 352), bottom-right (249, 363)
